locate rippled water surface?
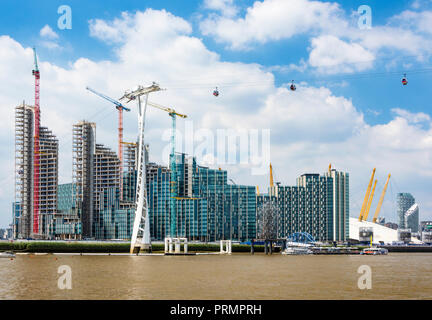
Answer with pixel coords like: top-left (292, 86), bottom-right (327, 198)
top-left (0, 253), bottom-right (431, 299)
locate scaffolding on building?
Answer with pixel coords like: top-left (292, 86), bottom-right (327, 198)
top-left (37, 126), bottom-right (59, 237)
top-left (72, 121), bottom-right (96, 238)
top-left (14, 103), bottom-right (34, 239)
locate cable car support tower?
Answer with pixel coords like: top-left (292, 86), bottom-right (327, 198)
top-left (119, 83), bottom-right (161, 254)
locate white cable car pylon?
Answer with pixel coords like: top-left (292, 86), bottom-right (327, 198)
top-left (119, 82), bottom-right (161, 254)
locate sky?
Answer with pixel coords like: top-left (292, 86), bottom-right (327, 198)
top-left (1, 0), bottom-right (432, 227)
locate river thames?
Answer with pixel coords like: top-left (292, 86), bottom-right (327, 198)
top-left (1, 253), bottom-right (431, 299)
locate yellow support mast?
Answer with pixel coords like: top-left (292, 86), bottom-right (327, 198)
top-left (358, 168), bottom-right (376, 221)
top-left (363, 179), bottom-right (377, 221)
top-left (269, 163), bottom-right (274, 188)
top-left (372, 174), bottom-right (391, 223)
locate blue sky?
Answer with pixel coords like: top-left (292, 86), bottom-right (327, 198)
top-left (1, 0), bottom-right (430, 125)
top-left (1, 0), bottom-right (431, 227)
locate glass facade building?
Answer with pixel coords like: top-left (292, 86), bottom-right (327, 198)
top-left (397, 193), bottom-right (416, 229)
top-left (48, 183), bottom-right (81, 239)
top-left (257, 168), bottom-right (349, 242)
top-left (404, 203), bottom-right (419, 233)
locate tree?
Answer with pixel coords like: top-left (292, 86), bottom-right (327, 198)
top-left (256, 199), bottom-right (278, 239)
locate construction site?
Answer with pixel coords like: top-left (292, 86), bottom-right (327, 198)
top-left (12, 48), bottom-right (429, 253)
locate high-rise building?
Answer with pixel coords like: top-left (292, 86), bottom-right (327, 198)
top-left (397, 193), bottom-right (416, 229)
top-left (73, 121), bottom-right (96, 238)
top-left (404, 203), bottom-right (419, 233)
top-left (257, 167), bottom-right (348, 242)
top-left (145, 153), bottom-right (256, 242)
top-left (325, 168), bottom-right (349, 241)
top-left (38, 126), bottom-right (59, 236)
top-left (14, 103), bottom-right (59, 239)
top-left (14, 103), bottom-right (33, 239)
top-left (296, 174), bottom-right (333, 241)
top-left (72, 121), bottom-right (121, 238)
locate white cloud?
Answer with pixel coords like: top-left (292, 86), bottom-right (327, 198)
top-left (203, 0), bottom-right (238, 17)
top-left (391, 10), bottom-right (432, 35)
top-left (40, 25), bottom-right (59, 39)
top-left (199, 0), bottom-right (432, 74)
top-left (39, 24), bottom-right (63, 50)
top-left (1, 8), bottom-right (432, 227)
top-left (200, 0), bottom-right (347, 50)
top-left (392, 108), bottom-right (431, 124)
top-left (308, 35), bottom-right (375, 74)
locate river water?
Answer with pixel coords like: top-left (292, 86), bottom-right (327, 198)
top-left (1, 253), bottom-right (431, 299)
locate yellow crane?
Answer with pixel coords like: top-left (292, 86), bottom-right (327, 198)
top-left (269, 163), bottom-right (274, 188)
top-left (363, 179), bottom-right (377, 221)
top-left (358, 168), bottom-right (376, 221)
top-left (372, 174), bottom-right (391, 223)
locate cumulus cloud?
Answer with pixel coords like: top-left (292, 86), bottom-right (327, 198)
top-left (391, 10), bottom-right (432, 35)
top-left (308, 35), bottom-right (375, 74)
top-left (392, 108), bottom-right (431, 124)
top-left (199, 0), bottom-right (432, 74)
top-left (203, 0), bottom-right (238, 17)
top-left (1, 8), bottom-right (432, 227)
top-left (40, 25), bottom-right (59, 39)
top-left (39, 24), bottom-right (63, 50)
top-left (200, 0), bottom-right (347, 50)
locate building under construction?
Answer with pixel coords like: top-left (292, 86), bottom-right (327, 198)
top-left (72, 121), bottom-right (123, 238)
top-left (14, 103), bottom-right (34, 239)
top-left (14, 103), bottom-right (59, 239)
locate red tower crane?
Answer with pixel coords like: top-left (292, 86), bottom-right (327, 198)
top-left (32, 47), bottom-right (40, 235)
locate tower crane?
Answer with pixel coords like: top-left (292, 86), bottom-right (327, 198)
top-left (32, 47), bottom-right (41, 236)
top-left (119, 83), bottom-right (161, 254)
top-left (86, 87), bottom-right (131, 201)
top-left (372, 174), bottom-right (391, 223)
top-left (363, 179), bottom-right (377, 221)
top-left (147, 101), bottom-right (187, 237)
top-left (358, 168), bottom-right (376, 221)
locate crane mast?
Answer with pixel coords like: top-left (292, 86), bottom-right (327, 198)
top-left (359, 168), bottom-right (376, 221)
top-left (372, 174), bottom-right (391, 223)
top-left (147, 101), bottom-right (187, 237)
top-left (270, 163), bottom-right (274, 188)
top-left (32, 47), bottom-right (40, 235)
top-left (363, 179), bottom-right (377, 221)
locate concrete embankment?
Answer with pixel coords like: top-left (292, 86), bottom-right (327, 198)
top-left (0, 241), bottom-right (266, 254)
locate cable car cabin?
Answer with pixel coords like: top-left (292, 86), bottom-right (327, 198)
top-left (213, 87), bottom-right (219, 97)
